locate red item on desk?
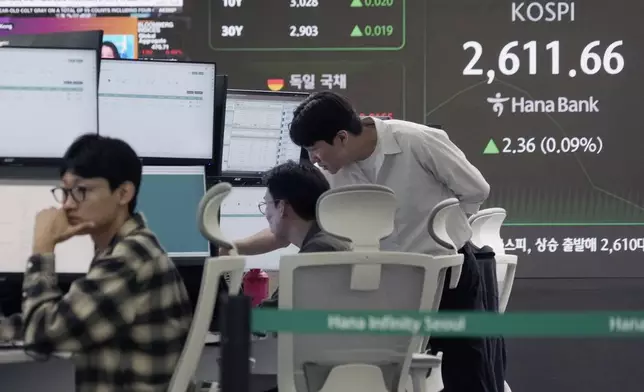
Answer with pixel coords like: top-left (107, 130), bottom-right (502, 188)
top-left (243, 269), bottom-right (269, 307)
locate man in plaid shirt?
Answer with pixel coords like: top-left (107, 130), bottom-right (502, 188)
top-left (0, 134), bottom-right (193, 391)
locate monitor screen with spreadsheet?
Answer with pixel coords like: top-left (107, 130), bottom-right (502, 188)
top-left (221, 90), bottom-right (309, 176)
top-left (98, 60), bottom-right (216, 162)
top-left (0, 47), bottom-right (98, 160)
top-left (220, 186), bottom-right (298, 270)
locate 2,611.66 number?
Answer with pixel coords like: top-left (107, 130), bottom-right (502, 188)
top-left (463, 40), bottom-right (624, 81)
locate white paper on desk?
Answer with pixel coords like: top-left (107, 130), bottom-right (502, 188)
top-left (220, 187), bottom-right (298, 270)
top-left (0, 180), bottom-right (94, 274)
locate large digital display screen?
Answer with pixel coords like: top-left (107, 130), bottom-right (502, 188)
top-left (0, 0), bottom-right (642, 278)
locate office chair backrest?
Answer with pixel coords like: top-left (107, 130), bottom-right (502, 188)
top-left (469, 208), bottom-right (507, 254)
top-left (427, 198), bottom-right (471, 289)
top-left (317, 184), bottom-right (396, 252)
top-left (167, 256), bottom-right (245, 392)
top-left (197, 182), bottom-right (235, 252)
top-left (469, 208), bottom-right (517, 313)
top-left (428, 198), bottom-right (472, 252)
top-left (277, 252), bottom-right (463, 392)
top-left (316, 184), bottom-right (397, 291)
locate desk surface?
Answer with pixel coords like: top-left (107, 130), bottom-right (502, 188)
top-left (0, 334), bottom-right (223, 365)
top-left (0, 349), bottom-right (71, 364)
top-left (0, 349), bottom-right (33, 365)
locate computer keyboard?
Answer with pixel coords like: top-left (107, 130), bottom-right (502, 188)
top-left (0, 340), bottom-right (23, 348)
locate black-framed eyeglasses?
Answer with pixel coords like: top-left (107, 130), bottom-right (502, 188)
top-left (51, 186), bottom-right (89, 204)
top-left (258, 199), bottom-right (280, 215)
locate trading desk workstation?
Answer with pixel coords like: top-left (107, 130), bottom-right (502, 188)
top-left (5, 32), bottom-right (641, 392)
top-left (0, 42), bottom-right (314, 391)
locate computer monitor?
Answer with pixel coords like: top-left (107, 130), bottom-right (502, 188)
top-left (138, 166), bottom-right (210, 259)
top-left (0, 47), bottom-right (98, 163)
top-left (0, 30), bottom-right (103, 50)
top-left (219, 186), bottom-right (298, 270)
top-left (98, 60), bottom-right (216, 163)
top-left (221, 90), bottom-right (309, 176)
top-left (0, 30), bottom-right (103, 81)
top-left (0, 178), bottom-right (94, 275)
top-left (210, 74), bottom-right (228, 176)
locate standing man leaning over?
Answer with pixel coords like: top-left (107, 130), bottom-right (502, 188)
top-left (232, 91), bottom-right (490, 256)
top-left (0, 134), bottom-right (193, 392)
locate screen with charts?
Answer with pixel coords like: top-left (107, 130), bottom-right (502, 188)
top-left (0, 179), bottom-right (94, 274)
top-left (221, 91), bottom-right (308, 175)
top-left (99, 60), bottom-right (216, 161)
top-left (220, 186), bottom-right (298, 270)
top-left (0, 47), bottom-right (98, 160)
top-left (138, 166), bottom-right (210, 258)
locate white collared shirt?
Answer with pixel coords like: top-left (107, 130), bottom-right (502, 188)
top-left (322, 118), bottom-right (490, 254)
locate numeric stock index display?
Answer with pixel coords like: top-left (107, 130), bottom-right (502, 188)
top-left (424, 0), bottom-right (644, 276)
top-left (209, 0), bottom-right (404, 51)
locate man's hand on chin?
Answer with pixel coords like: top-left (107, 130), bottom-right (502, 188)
top-left (32, 207), bottom-right (94, 254)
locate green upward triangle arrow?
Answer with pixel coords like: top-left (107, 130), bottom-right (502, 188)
top-left (350, 25), bottom-right (363, 37)
top-left (483, 139), bottom-right (500, 154)
top-left (350, 0), bottom-right (363, 7)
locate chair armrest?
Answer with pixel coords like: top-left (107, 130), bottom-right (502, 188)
top-left (410, 352), bottom-right (442, 369)
top-left (409, 353), bottom-right (442, 392)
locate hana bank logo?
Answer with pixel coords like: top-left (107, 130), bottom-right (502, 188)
top-left (486, 92), bottom-right (599, 116)
top-left (487, 93), bottom-right (510, 117)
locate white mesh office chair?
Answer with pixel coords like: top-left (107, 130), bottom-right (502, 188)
top-left (412, 198), bottom-right (472, 392)
top-left (167, 183), bottom-right (246, 392)
top-left (468, 208), bottom-right (517, 313)
top-left (469, 208), bottom-right (517, 392)
top-left (277, 185), bottom-right (463, 392)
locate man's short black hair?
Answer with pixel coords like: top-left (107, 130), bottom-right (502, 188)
top-left (60, 134), bottom-right (142, 214)
top-left (262, 160), bottom-right (330, 221)
top-left (289, 91), bottom-right (363, 147)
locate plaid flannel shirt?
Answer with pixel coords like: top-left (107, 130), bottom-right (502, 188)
top-left (0, 213), bottom-right (194, 392)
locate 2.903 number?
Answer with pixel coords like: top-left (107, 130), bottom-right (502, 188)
top-left (289, 25), bottom-right (319, 37)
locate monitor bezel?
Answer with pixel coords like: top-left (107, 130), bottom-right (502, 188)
top-left (208, 74), bottom-right (228, 178)
top-left (0, 46), bottom-right (99, 167)
top-left (219, 89), bottom-right (310, 178)
top-left (98, 58), bottom-right (218, 166)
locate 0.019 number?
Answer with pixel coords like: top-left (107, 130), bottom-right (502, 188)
top-left (289, 25), bottom-right (319, 37)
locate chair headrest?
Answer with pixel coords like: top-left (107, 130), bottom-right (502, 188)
top-left (469, 208), bottom-right (507, 252)
top-left (428, 198), bottom-right (472, 251)
top-left (468, 207), bottom-right (506, 224)
top-left (196, 182), bottom-right (235, 251)
top-left (316, 184), bottom-right (396, 251)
